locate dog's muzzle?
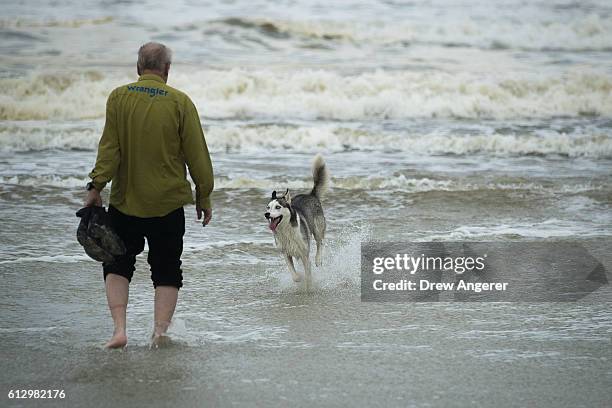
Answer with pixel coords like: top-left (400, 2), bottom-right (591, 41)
top-left (266, 214), bottom-right (283, 232)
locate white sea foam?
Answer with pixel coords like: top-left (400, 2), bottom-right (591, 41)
top-left (0, 16), bottom-right (114, 29)
top-left (0, 175), bottom-right (88, 188)
top-left (0, 254), bottom-right (90, 264)
top-left (184, 69), bottom-right (612, 121)
top-left (0, 122), bottom-right (102, 151)
top-left (1, 69), bottom-right (611, 121)
top-left (410, 132), bottom-right (612, 158)
top-left (425, 218), bottom-right (612, 240)
top-left (0, 71), bottom-right (125, 121)
top-left (1, 122), bottom-right (610, 158)
top-left (0, 327), bottom-right (64, 333)
top-left (206, 125), bottom-right (612, 158)
top-left (2, 173), bottom-right (605, 193)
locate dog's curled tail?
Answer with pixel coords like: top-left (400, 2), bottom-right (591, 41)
top-left (311, 154), bottom-right (329, 199)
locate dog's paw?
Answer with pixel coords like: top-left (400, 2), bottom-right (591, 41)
top-left (292, 274), bottom-right (303, 282)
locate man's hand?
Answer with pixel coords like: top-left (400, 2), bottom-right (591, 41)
top-left (84, 188), bottom-right (102, 207)
top-left (196, 205), bottom-right (212, 227)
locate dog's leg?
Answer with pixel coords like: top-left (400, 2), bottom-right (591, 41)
top-left (315, 240), bottom-right (323, 267)
top-left (301, 256), bottom-right (313, 291)
top-left (284, 254), bottom-right (302, 282)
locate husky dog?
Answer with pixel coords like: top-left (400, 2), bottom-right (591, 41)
top-left (265, 155), bottom-right (329, 290)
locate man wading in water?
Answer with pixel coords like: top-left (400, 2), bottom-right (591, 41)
top-left (85, 42), bottom-right (214, 348)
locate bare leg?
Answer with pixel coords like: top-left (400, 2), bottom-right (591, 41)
top-left (285, 254), bottom-right (302, 282)
top-left (151, 286), bottom-right (178, 348)
top-left (301, 257), bottom-right (312, 291)
top-left (104, 274), bottom-right (129, 349)
top-left (315, 240), bottom-right (323, 267)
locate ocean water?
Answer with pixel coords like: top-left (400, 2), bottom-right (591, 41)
top-left (1, 1), bottom-right (611, 407)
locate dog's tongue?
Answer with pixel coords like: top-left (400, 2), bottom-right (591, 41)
top-left (269, 216), bottom-right (282, 232)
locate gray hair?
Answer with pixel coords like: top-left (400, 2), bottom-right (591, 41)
top-left (137, 42), bottom-right (172, 72)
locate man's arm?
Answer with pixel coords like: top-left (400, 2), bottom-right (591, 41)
top-left (85, 92), bottom-right (120, 206)
top-left (181, 98), bottom-right (214, 225)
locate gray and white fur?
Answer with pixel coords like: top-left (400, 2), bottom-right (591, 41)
top-left (265, 155), bottom-right (329, 290)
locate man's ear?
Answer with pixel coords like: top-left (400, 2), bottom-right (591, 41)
top-left (164, 63), bottom-right (170, 81)
top-left (137, 64), bottom-right (141, 76)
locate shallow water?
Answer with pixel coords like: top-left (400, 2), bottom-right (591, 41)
top-left (1, 0), bottom-right (612, 407)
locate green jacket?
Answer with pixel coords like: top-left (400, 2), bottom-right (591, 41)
top-left (89, 74), bottom-right (214, 218)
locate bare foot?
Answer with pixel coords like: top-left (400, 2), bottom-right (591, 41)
top-left (150, 334), bottom-right (172, 349)
top-left (104, 330), bottom-right (127, 349)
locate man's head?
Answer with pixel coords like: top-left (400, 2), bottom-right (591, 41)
top-left (137, 42), bottom-right (172, 82)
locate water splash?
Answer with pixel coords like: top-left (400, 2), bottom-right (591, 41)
top-left (269, 223), bottom-right (371, 293)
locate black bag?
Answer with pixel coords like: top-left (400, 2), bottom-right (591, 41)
top-left (76, 206), bottom-right (126, 263)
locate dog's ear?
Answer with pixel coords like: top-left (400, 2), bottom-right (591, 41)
top-left (272, 190), bottom-right (277, 199)
top-left (285, 189), bottom-right (291, 204)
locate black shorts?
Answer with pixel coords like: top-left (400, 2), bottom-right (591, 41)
top-left (103, 206), bottom-right (185, 289)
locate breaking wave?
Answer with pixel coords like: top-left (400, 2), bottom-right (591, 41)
top-left (5, 13), bottom-right (610, 52)
top-left (0, 122), bottom-right (102, 151)
top-left (0, 173), bottom-right (605, 194)
top-left (206, 125), bottom-right (612, 158)
top-left (0, 71), bottom-right (122, 121)
top-left (1, 69), bottom-right (611, 121)
top-left (1, 122), bottom-right (611, 158)
top-left (204, 14), bottom-right (612, 52)
top-left (0, 16), bottom-right (113, 29)
top-left (424, 218), bottom-right (611, 240)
